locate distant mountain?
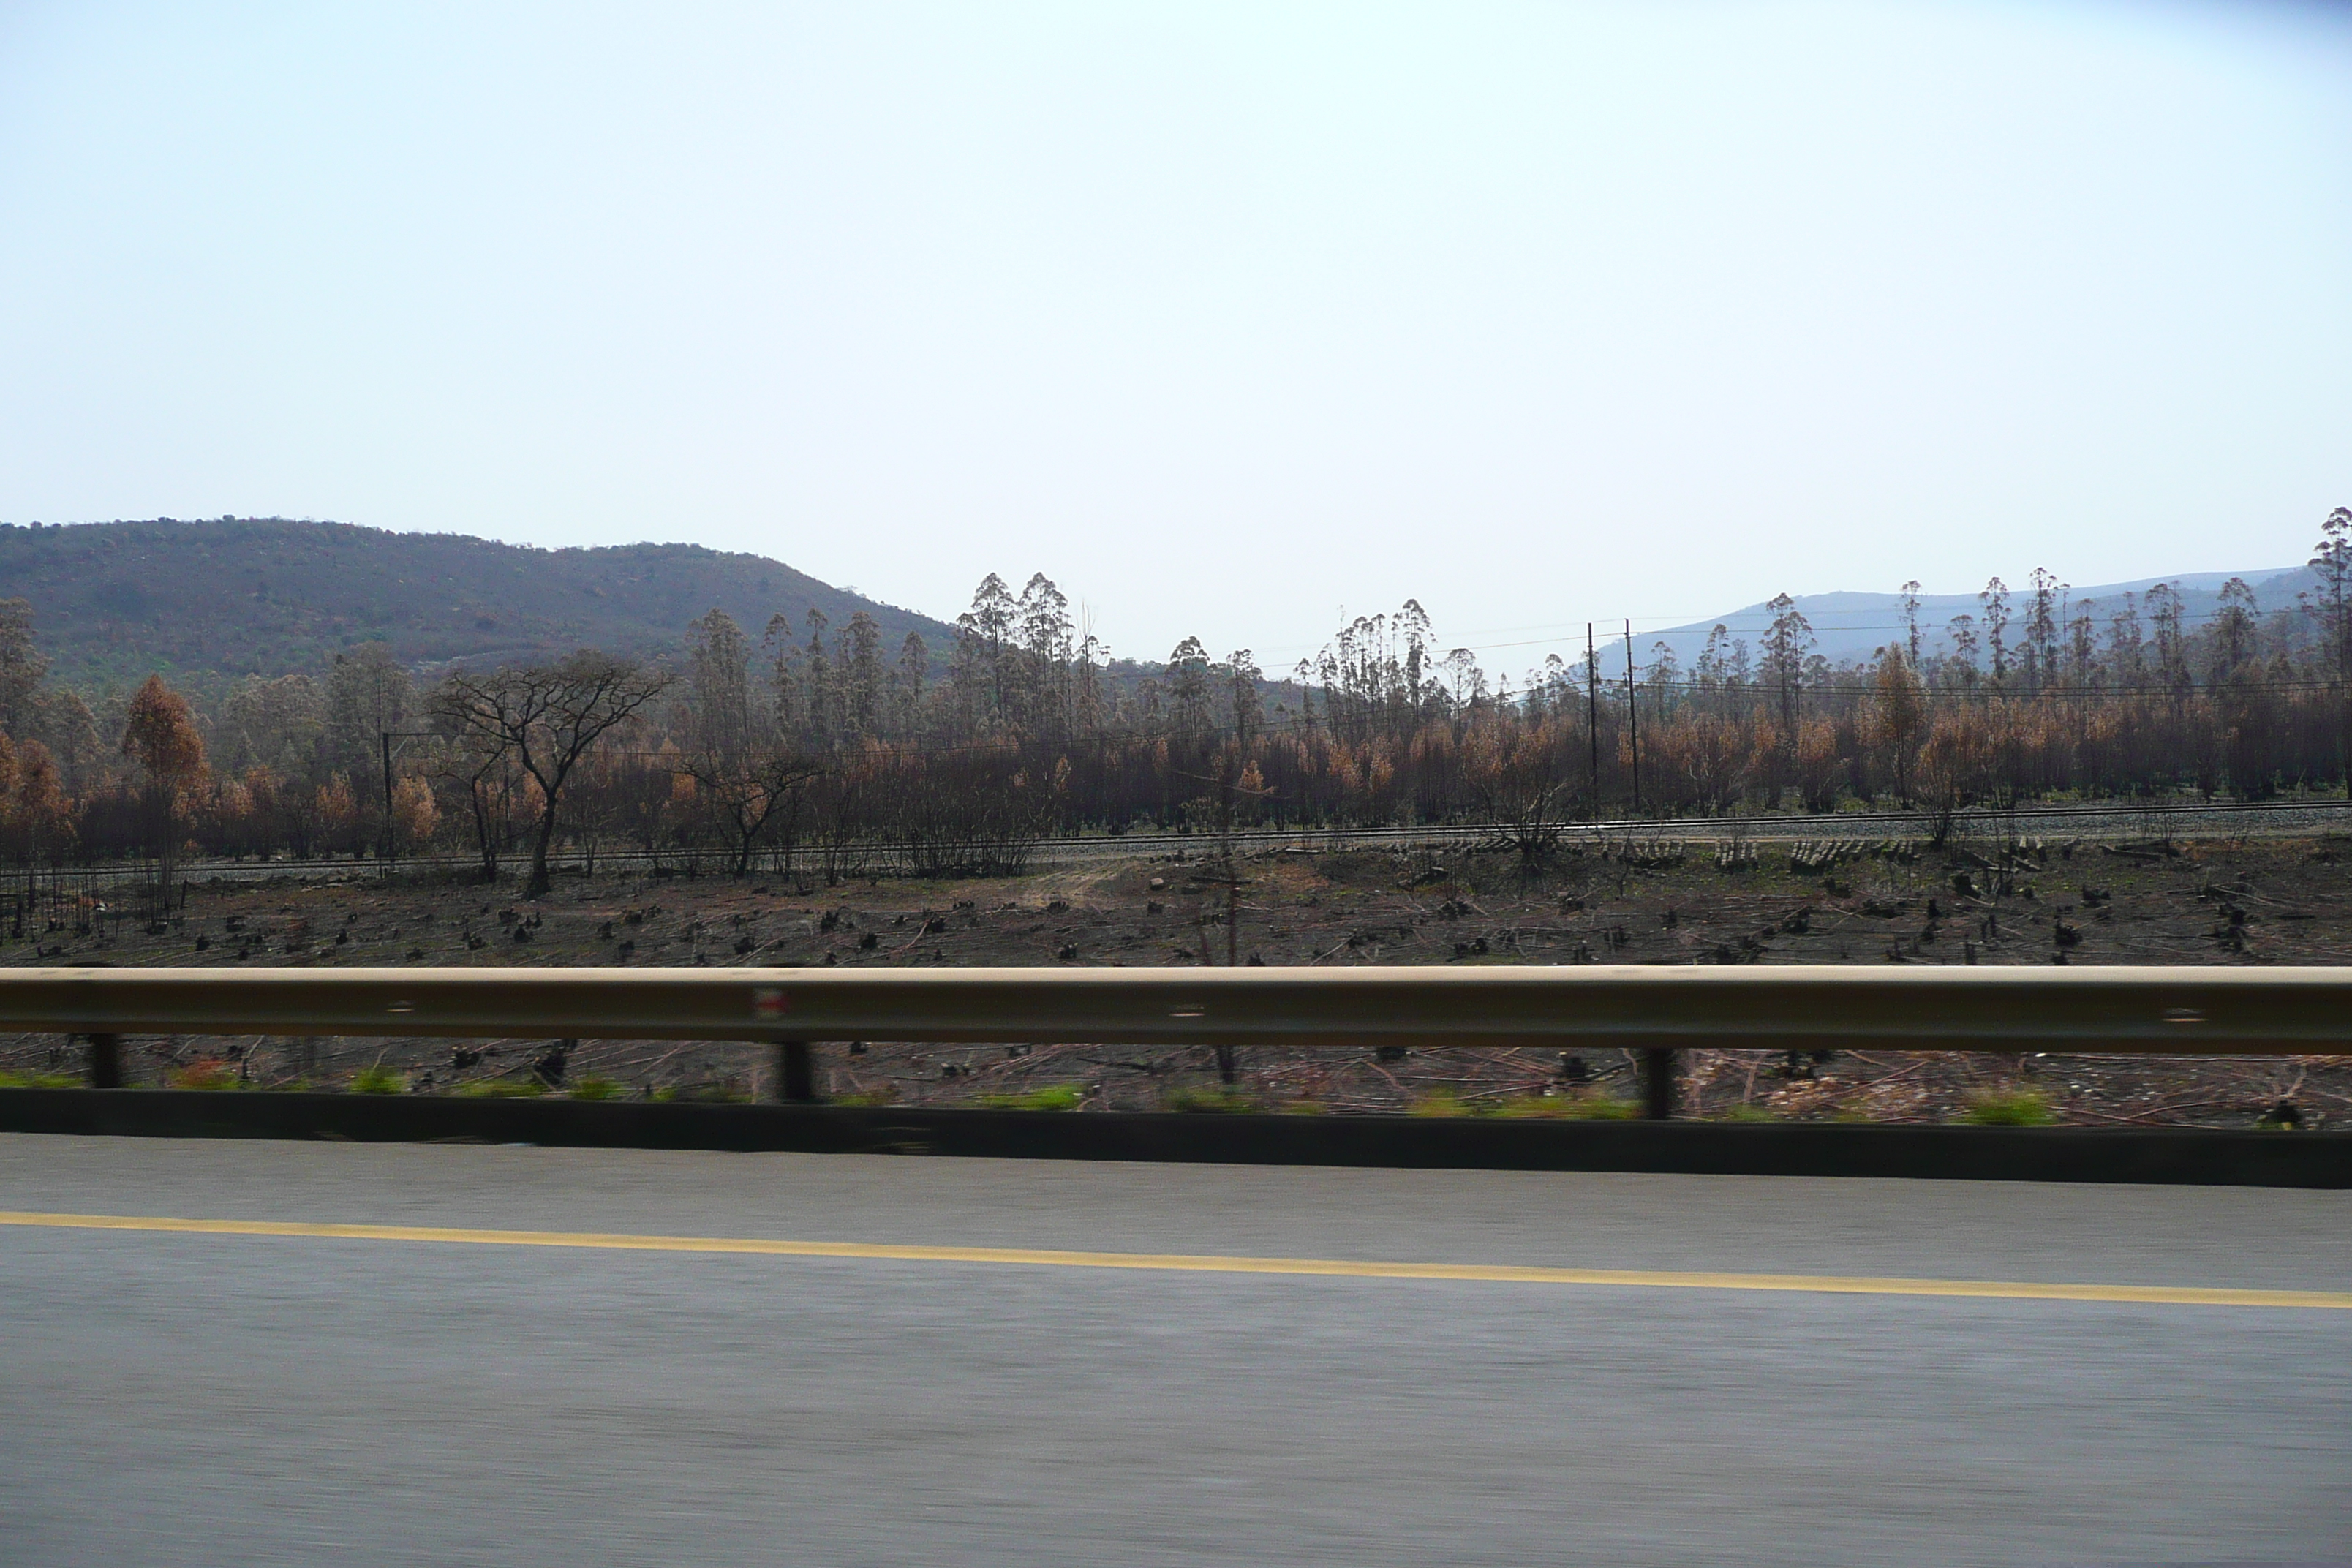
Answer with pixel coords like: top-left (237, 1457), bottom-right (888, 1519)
top-left (1642, 565), bottom-right (2321, 668)
top-left (0, 518), bottom-right (957, 693)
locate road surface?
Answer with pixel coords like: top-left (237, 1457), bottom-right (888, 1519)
top-left (1, 1135), bottom-right (2346, 1566)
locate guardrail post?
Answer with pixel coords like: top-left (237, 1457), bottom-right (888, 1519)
top-left (87, 1033), bottom-right (123, 1090)
top-left (1643, 1047), bottom-right (1677, 1120)
top-left (775, 1040), bottom-right (817, 1103)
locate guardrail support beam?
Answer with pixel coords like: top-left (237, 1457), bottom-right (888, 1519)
top-left (87, 1033), bottom-right (123, 1090)
top-left (1643, 1047), bottom-right (1677, 1120)
top-left (775, 1040), bottom-right (817, 1103)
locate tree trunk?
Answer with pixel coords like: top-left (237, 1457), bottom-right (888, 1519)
top-left (151, 788), bottom-right (178, 913)
top-left (471, 783), bottom-right (500, 881)
top-left (527, 804), bottom-right (559, 898)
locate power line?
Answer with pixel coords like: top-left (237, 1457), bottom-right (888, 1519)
top-left (1461, 603), bottom-right (2329, 660)
top-left (380, 671), bottom-right (2352, 777)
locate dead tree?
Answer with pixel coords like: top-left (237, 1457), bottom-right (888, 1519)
top-left (679, 748), bottom-right (825, 876)
top-left (1463, 722), bottom-right (1568, 867)
top-left (431, 653), bottom-right (673, 897)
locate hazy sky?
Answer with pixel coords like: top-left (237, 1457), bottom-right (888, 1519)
top-left (3, 1), bottom-right (2347, 676)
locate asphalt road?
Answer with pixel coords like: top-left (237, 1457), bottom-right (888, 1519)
top-left (1, 1136), bottom-right (2346, 1567)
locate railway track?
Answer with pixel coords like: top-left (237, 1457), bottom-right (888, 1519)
top-left (86, 794), bottom-right (2350, 888)
top-left (1028, 796), bottom-right (2352, 862)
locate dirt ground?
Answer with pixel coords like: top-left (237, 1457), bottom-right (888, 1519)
top-left (3, 832), bottom-right (2349, 1129)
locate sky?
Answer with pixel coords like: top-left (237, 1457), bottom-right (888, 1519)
top-left (2, 1), bottom-right (2347, 679)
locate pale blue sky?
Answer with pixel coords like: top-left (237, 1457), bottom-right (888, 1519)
top-left (2, 1), bottom-right (2346, 673)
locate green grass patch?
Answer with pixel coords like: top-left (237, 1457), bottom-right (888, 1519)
top-left (649, 1083), bottom-right (752, 1104)
top-left (1164, 1085), bottom-right (1258, 1114)
top-left (1485, 1090), bottom-right (1640, 1120)
top-left (457, 1078), bottom-right (547, 1099)
top-left (1404, 1089), bottom-right (1642, 1120)
top-left (1961, 1087), bottom-right (2055, 1126)
top-left (568, 1075), bottom-right (623, 1101)
top-left (977, 1083), bottom-right (1084, 1112)
top-left (350, 1064), bottom-right (406, 1095)
top-left (0, 1069), bottom-right (80, 1089)
top-left (171, 1060), bottom-right (243, 1092)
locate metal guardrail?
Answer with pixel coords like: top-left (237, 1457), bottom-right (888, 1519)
top-left (4, 964), bottom-right (2350, 1117)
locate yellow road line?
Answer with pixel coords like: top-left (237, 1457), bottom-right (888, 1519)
top-left (1, 1209), bottom-right (2345, 1311)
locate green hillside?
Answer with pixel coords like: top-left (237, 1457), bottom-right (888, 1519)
top-left (0, 518), bottom-right (956, 693)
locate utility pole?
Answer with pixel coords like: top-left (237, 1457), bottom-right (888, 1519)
top-left (380, 731), bottom-right (396, 868)
top-left (378, 729), bottom-right (436, 880)
top-left (1624, 620), bottom-right (1640, 815)
top-left (1586, 624), bottom-right (1600, 818)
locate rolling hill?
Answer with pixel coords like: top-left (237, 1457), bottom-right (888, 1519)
top-left (1643, 565), bottom-right (2321, 668)
top-left (0, 518), bottom-right (957, 694)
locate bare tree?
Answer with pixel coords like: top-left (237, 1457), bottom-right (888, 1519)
top-left (682, 748), bottom-right (825, 876)
top-left (431, 652), bottom-right (673, 897)
top-left (434, 725), bottom-right (520, 882)
top-left (320, 643), bottom-right (416, 850)
top-left (1463, 719), bottom-right (1569, 862)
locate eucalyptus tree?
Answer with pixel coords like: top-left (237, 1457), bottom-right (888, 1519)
top-left (685, 608), bottom-right (753, 759)
top-left (2305, 507), bottom-right (2352, 785)
top-left (843, 611), bottom-right (884, 738)
top-left (2146, 583), bottom-right (2189, 711)
top-left (0, 598), bottom-right (47, 738)
top-left (2209, 578), bottom-right (2258, 685)
top-left (2105, 595), bottom-right (2144, 690)
top-left (1979, 578), bottom-right (2012, 687)
top-left (2024, 568), bottom-right (2065, 695)
top-left (890, 632), bottom-right (928, 736)
top-left (1758, 592), bottom-right (1814, 739)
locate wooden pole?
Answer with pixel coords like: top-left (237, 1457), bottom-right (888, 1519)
top-left (380, 731), bottom-right (397, 875)
top-left (1586, 624), bottom-right (1600, 817)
